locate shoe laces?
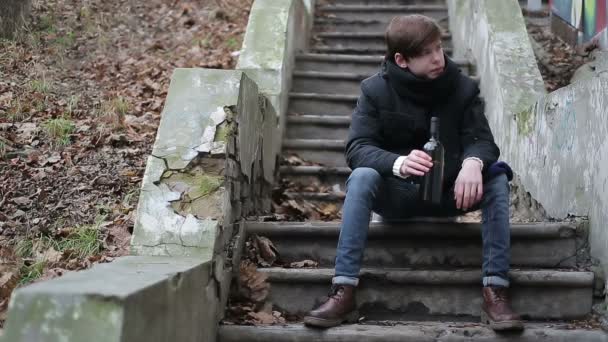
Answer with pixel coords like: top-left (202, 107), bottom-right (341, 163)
top-left (328, 284), bottom-right (345, 301)
top-left (492, 287), bottom-right (508, 303)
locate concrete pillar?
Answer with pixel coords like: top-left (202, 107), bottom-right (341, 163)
top-left (0, 0), bottom-right (31, 39)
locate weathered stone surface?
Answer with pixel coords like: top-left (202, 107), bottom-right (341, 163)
top-left (219, 323), bottom-right (608, 342)
top-left (448, 0), bottom-right (608, 281)
top-left (132, 69), bottom-right (249, 259)
top-left (235, 74), bottom-right (262, 181)
top-left (150, 69), bottom-right (241, 166)
top-left (1, 256), bottom-right (217, 342)
top-left (571, 50), bottom-right (608, 83)
top-left (261, 267), bottom-right (594, 320)
top-left (518, 78), bottom-right (608, 280)
top-left (261, 96), bottom-right (279, 183)
top-left (238, 0), bottom-right (311, 130)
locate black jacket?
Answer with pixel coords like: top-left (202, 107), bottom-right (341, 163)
top-left (345, 56), bottom-right (500, 187)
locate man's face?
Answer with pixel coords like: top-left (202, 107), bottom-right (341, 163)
top-left (395, 39), bottom-right (445, 80)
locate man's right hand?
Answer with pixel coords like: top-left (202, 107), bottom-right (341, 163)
top-left (400, 150), bottom-right (433, 177)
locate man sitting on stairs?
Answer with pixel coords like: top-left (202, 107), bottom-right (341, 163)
top-left (303, 14), bottom-right (524, 331)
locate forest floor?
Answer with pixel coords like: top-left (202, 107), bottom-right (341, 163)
top-left (0, 0), bottom-right (252, 326)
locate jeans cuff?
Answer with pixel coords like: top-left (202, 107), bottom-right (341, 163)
top-left (332, 276), bottom-right (359, 286)
top-left (483, 276), bottom-right (510, 287)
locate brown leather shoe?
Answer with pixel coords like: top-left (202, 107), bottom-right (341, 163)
top-left (303, 284), bottom-right (358, 328)
top-left (481, 286), bottom-right (524, 331)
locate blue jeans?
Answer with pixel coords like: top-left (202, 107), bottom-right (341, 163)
top-left (333, 167), bottom-right (511, 288)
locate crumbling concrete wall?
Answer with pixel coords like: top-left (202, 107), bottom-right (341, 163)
top-left (514, 78), bottom-right (608, 283)
top-left (448, 0), bottom-right (608, 289)
top-left (0, 0), bottom-right (31, 39)
top-left (129, 68), bottom-right (278, 323)
top-left (2, 68), bottom-right (277, 342)
top-left (237, 0), bottom-right (315, 138)
top-left (2, 257), bottom-right (218, 342)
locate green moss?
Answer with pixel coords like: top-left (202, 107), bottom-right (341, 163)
top-left (213, 121), bottom-right (234, 142)
top-left (3, 294), bottom-right (123, 341)
top-left (161, 166), bottom-right (224, 200)
top-left (191, 174), bottom-right (224, 199)
top-left (516, 105), bottom-right (536, 136)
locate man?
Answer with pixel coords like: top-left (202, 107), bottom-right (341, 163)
top-left (303, 14), bottom-right (523, 331)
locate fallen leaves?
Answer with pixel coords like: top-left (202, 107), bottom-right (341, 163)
top-left (0, 0), bottom-right (256, 328)
top-left (251, 236), bottom-right (278, 267)
top-left (0, 247), bottom-right (21, 327)
top-left (224, 234), bottom-right (319, 325)
top-left (524, 13), bottom-right (590, 92)
top-left (289, 259), bottom-right (319, 268)
top-left (272, 179), bottom-right (343, 221)
top-left (223, 260), bottom-right (289, 326)
top-left (271, 154), bottom-right (344, 221)
top-left (238, 260), bottom-right (270, 303)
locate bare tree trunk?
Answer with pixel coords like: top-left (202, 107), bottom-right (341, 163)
top-left (0, 0), bottom-right (31, 39)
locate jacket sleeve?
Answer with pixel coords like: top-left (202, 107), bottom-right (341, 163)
top-left (345, 83), bottom-right (400, 175)
top-left (460, 95), bottom-right (500, 172)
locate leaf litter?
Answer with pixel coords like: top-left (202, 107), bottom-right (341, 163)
top-left (0, 0), bottom-right (253, 326)
top-left (223, 233), bottom-right (320, 325)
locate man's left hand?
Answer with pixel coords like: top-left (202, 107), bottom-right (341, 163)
top-left (455, 159), bottom-right (483, 210)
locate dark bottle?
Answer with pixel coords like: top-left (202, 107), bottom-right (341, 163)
top-left (420, 117), bottom-right (445, 205)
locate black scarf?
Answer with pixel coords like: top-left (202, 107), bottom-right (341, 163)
top-left (382, 55), bottom-right (460, 106)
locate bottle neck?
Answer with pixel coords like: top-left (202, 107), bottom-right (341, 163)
top-left (430, 120), bottom-right (440, 140)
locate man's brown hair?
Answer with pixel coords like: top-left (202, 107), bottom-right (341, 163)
top-left (385, 15), bottom-right (442, 62)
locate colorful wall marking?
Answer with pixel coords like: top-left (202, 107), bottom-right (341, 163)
top-left (550, 0), bottom-right (607, 44)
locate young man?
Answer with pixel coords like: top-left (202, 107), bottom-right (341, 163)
top-left (303, 15), bottom-right (523, 331)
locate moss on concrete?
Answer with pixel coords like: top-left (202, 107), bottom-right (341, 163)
top-left (516, 105), bottom-right (536, 136)
top-left (160, 162), bottom-right (225, 219)
top-left (214, 121), bottom-right (234, 143)
top-left (3, 294), bottom-right (123, 342)
top-left (192, 174), bottom-right (224, 199)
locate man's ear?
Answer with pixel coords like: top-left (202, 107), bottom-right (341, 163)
top-left (394, 53), bottom-right (408, 68)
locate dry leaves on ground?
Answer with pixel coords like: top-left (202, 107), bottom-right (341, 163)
top-left (289, 259), bottom-right (319, 268)
top-left (238, 260), bottom-right (270, 303)
top-left (524, 14), bottom-right (590, 91)
top-left (223, 260), bottom-right (287, 326)
top-left (0, 247), bottom-right (21, 327)
top-left (272, 177), bottom-right (343, 221)
top-left (0, 0), bottom-right (254, 326)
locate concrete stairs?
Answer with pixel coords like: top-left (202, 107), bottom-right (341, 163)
top-left (219, 0), bottom-right (606, 340)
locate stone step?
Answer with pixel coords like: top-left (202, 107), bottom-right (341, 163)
top-left (314, 18), bottom-right (449, 33)
top-left (288, 92), bottom-right (357, 116)
top-left (219, 322), bottom-right (608, 342)
top-left (291, 70), bottom-right (478, 95)
top-left (312, 31), bottom-right (453, 52)
top-left (257, 267), bottom-right (594, 320)
top-left (282, 138), bottom-right (346, 167)
top-left (285, 114), bottom-right (351, 140)
top-left (246, 221), bottom-right (578, 268)
top-left (279, 165), bottom-right (349, 192)
top-left (295, 53), bottom-right (472, 75)
top-left (284, 190), bottom-right (346, 202)
top-left (317, 4), bottom-right (448, 22)
top-left (292, 70), bottom-right (371, 95)
top-left (310, 45), bottom-right (454, 56)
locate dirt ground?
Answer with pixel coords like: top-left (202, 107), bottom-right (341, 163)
top-left (0, 0), bottom-right (252, 325)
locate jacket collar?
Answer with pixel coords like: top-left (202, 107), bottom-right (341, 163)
top-left (382, 54), bottom-right (460, 106)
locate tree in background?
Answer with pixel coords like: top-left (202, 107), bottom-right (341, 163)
top-left (0, 0), bottom-right (31, 39)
